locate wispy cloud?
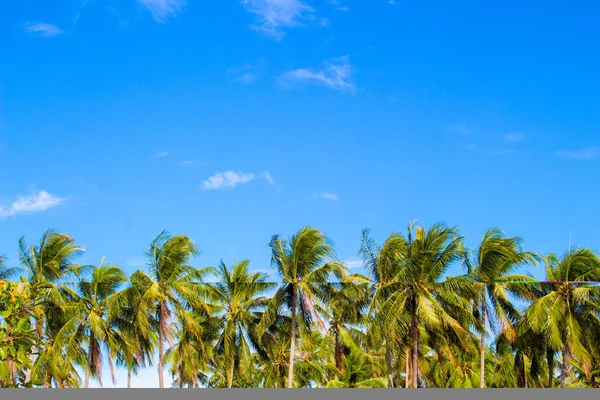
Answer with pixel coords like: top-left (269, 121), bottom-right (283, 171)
top-left (22, 22), bottom-right (65, 38)
top-left (280, 56), bottom-right (354, 91)
top-left (154, 150), bottom-right (170, 158)
top-left (448, 124), bottom-right (478, 136)
top-left (178, 159), bottom-right (208, 167)
top-left (228, 60), bottom-right (266, 85)
top-left (502, 133), bottom-right (524, 142)
top-left (462, 143), bottom-right (514, 156)
top-left (138, 0), bottom-right (185, 22)
top-left (202, 170), bottom-right (274, 190)
top-left (329, 0), bottom-right (349, 11)
top-left (313, 192), bottom-right (340, 201)
top-left (241, 0), bottom-right (317, 41)
top-left (343, 259), bottom-right (363, 269)
top-left (264, 171), bottom-right (275, 185)
top-left (0, 190), bottom-right (66, 218)
top-left (556, 147), bottom-right (600, 160)
top-left (202, 171), bottom-right (255, 190)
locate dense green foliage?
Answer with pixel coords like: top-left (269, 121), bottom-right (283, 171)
top-left (1, 224), bottom-right (600, 388)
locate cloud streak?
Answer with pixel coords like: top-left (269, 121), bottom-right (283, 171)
top-left (0, 190), bottom-right (66, 218)
top-left (22, 22), bottom-right (65, 37)
top-left (202, 170), bottom-right (274, 190)
top-left (313, 192), bottom-right (340, 201)
top-left (138, 0), bottom-right (185, 22)
top-left (280, 56), bottom-right (354, 91)
top-left (241, 0), bottom-right (316, 40)
top-left (556, 147), bottom-right (600, 160)
top-left (154, 150), bottom-right (170, 158)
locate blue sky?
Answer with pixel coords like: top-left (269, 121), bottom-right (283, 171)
top-left (1, 0), bottom-right (600, 387)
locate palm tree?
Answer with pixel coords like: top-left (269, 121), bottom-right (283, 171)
top-left (18, 230), bottom-right (84, 386)
top-left (111, 272), bottom-right (159, 388)
top-left (213, 260), bottom-right (275, 387)
top-left (325, 347), bottom-right (387, 388)
top-left (55, 259), bottom-right (126, 387)
top-left (359, 229), bottom-right (407, 387)
top-left (525, 249), bottom-right (600, 387)
top-left (462, 227), bottom-right (538, 387)
top-left (375, 222), bottom-right (475, 388)
top-left (130, 230), bottom-right (214, 388)
top-left (258, 227), bottom-right (346, 388)
top-left (325, 279), bottom-right (369, 378)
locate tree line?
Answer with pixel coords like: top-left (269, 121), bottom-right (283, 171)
top-left (1, 222), bottom-right (600, 388)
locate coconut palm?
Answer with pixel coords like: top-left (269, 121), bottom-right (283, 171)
top-left (129, 230), bottom-right (215, 388)
top-left (375, 222), bottom-right (476, 388)
top-left (54, 260), bottom-right (126, 387)
top-left (359, 229), bottom-right (407, 387)
top-left (258, 227), bottom-right (346, 388)
top-left (324, 279), bottom-right (369, 378)
top-left (18, 230), bottom-right (84, 386)
top-left (524, 249), bottom-right (600, 387)
top-left (462, 227), bottom-right (538, 387)
top-left (213, 260), bottom-right (275, 387)
top-left (325, 347), bottom-right (387, 388)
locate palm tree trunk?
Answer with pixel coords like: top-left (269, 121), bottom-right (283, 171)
top-left (158, 302), bottom-right (165, 389)
top-left (546, 348), bottom-right (554, 388)
top-left (127, 368), bottom-right (132, 388)
top-left (405, 348), bottom-right (410, 388)
top-left (288, 287), bottom-right (297, 389)
top-left (25, 312), bottom-right (43, 385)
top-left (7, 357), bottom-right (16, 386)
top-left (479, 288), bottom-right (487, 388)
top-left (84, 332), bottom-right (94, 388)
top-left (410, 312), bottom-right (419, 388)
top-left (560, 344), bottom-right (569, 388)
top-left (385, 341), bottom-right (393, 388)
top-left (335, 329), bottom-right (344, 376)
top-left (227, 362), bottom-right (234, 388)
top-left (523, 362), bottom-right (528, 389)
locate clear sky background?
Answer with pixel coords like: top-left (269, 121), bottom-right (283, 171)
top-left (1, 0), bottom-right (600, 387)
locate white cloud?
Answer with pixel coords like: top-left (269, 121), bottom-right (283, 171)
top-left (448, 124), bottom-right (477, 136)
top-left (313, 192), bottom-right (340, 201)
top-left (138, 0), bottom-right (185, 23)
top-left (329, 0), bottom-right (349, 11)
top-left (502, 133), bottom-right (524, 142)
top-left (343, 259), bottom-right (363, 269)
top-left (22, 22), bottom-right (65, 37)
top-left (0, 190), bottom-right (66, 218)
top-left (202, 170), bottom-right (275, 190)
top-left (263, 171), bottom-right (275, 184)
top-left (228, 60), bottom-right (266, 85)
top-left (241, 0), bottom-right (317, 40)
top-left (556, 147), bottom-right (600, 160)
top-left (178, 159), bottom-right (197, 166)
top-left (280, 56), bottom-right (354, 91)
top-left (154, 150), bottom-right (170, 158)
top-left (202, 171), bottom-right (257, 190)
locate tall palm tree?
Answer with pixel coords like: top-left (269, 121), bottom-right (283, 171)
top-left (359, 229), bottom-right (407, 387)
top-left (213, 260), bottom-right (275, 387)
top-left (130, 230), bottom-right (214, 388)
top-left (376, 222), bottom-right (475, 388)
top-left (55, 259), bottom-right (126, 387)
top-left (258, 227), bottom-right (346, 388)
top-left (525, 249), bottom-right (600, 387)
top-left (18, 230), bottom-right (84, 386)
top-left (462, 227), bottom-right (538, 387)
top-left (324, 279), bottom-right (369, 378)
top-left (111, 271), bottom-right (159, 388)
